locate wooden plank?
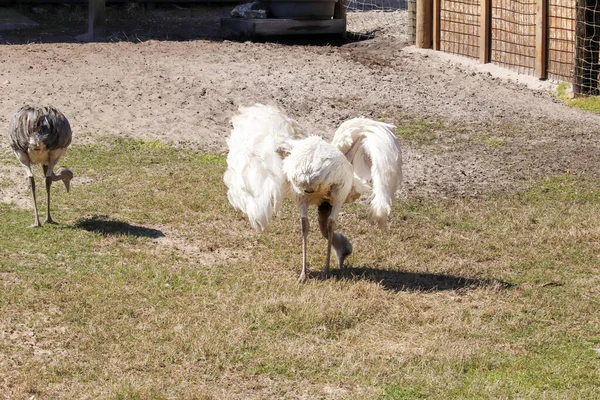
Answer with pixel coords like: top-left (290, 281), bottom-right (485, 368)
top-left (221, 18), bottom-right (346, 36)
top-left (479, 0), bottom-right (491, 63)
top-left (432, 0), bottom-right (441, 50)
top-left (535, 0), bottom-right (547, 79)
top-left (416, 0), bottom-right (432, 48)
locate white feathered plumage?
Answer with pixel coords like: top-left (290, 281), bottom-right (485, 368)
top-left (224, 104), bottom-right (402, 282)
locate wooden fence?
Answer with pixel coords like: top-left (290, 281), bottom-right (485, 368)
top-left (547, 0), bottom-right (575, 81)
top-left (439, 0), bottom-right (480, 59)
top-left (417, 0), bottom-right (576, 82)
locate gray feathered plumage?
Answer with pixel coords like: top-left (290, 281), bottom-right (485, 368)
top-left (9, 105), bottom-right (72, 153)
top-left (8, 105), bottom-right (73, 227)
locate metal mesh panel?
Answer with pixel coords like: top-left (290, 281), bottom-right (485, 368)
top-left (548, 1), bottom-right (575, 81)
top-left (440, 0), bottom-right (480, 59)
top-left (345, 0), bottom-right (409, 39)
top-left (574, 1), bottom-right (600, 95)
top-left (408, 0), bottom-right (416, 43)
top-left (491, 0), bottom-right (536, 75)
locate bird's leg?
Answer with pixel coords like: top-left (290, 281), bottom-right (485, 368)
top-left (298, 201), bottom-right (309, 283)
top-left (324, 218), bottom-right (335, 279)
top-left (17, 160), bottom-right (40, 228)
top-left (300, 217), bottom-right (309, 282)
top-left (45, 176), bottom-right (55, 224)
top-left (28, 176), bottom-right (41, 228)
top-left (324, 201), bottom-right (343, 278)
top-left (43, 165), bottom-right (56, 224)
top-left (318, 202), bottom-right (352, 271)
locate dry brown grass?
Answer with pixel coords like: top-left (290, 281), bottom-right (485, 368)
top-left (1, 137), bottom-right (599, 399)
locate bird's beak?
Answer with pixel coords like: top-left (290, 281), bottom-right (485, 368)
top-left (63, 179), bottom-right (71, 193)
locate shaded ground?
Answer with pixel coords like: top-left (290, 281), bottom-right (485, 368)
top-left (1, 3), bottom-right (599, 205)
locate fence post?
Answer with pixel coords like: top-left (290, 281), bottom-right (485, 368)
top-left (535, 0), bottom-right (547, 79)
top-left (334, 0), bottom-right (347, 35)
top-left (416, 0), bottom-right (433, 49)
top-left (479, 0), bottom-right (491, 63)
top-left (88, 0), bottom-right (106, 39)
top-left (432, 0), bottom-right (441, 50)
top-left (574, 0), bottom-right (600, 95)
top-left (76, 0), bottom-right (106, 41)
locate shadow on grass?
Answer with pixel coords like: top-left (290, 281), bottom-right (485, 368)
top-left (331, 266), bottom-right (513, 292)
top-left (73, 215), bottom-right (165, 238)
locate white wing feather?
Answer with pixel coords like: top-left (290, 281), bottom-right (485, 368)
top-left (332, 118), bottom-right (402, 229)
top-left (224, 104), bottom-right (306, 231)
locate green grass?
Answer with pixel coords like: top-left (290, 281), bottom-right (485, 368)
top-left (1, 138), bottom-right (600, 399)
top-left (557, 82), bottom-right (600, 113)
top-left (394, 118), bottom-right (443, 145)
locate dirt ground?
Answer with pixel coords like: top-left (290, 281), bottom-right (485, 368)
top-left (1, 3), bottom-right (600, 206)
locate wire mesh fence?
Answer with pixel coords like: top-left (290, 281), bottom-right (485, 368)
top-left (574, 1), bottom-right (600, 95)
top-left (490, 0), bottom-right (536, 75)
top-left (428, 0), bottom-right (594, 94)
top-left (548, 0), bottom-right (576, 82)
top-left (439, 0), bottom-right (480, 59)
top-left (342, 0), bottom-right (599, 97)
top-left (345, 0), bottom-right (409, 40)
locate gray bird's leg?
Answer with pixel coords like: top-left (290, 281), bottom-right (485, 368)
top-left (15, 154), bottom-right (40, 228)
top-left (318, 202), bottom-right (352, 271)
top-left (324, 218), bottom-right (334, 279)
top-left (323, 202), bottom-right (343, 279)
top-left (29, 176), bottom-right (41, 228)
top-left (43, 156), bottom-right (61, 224)
top-left (298, 200), bottom-right (309, 283)
top-left (42, 165), bottom-right (56, 224)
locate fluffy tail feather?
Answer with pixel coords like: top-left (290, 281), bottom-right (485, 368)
top-left (332, 118), bottom-right (402, 229)
top-left (224, 104), bottom-right (306, 231)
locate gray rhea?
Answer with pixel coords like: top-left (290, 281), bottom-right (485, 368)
top-left (8, 105), bottom-right (73, 227)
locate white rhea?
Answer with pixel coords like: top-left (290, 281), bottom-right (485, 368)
top-left (224, 104), bottom-right (402, 282)
top-left (8, 105), bottom-right (73, 227)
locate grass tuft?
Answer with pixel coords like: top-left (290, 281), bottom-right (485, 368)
top-left (394, 118), bottom-right (443, 145)
top-left (556, 82), bottom-right (600, 113)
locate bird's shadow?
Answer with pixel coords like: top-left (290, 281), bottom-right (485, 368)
top-left (326, 266), bottom-right (513, 292)
top-left (73, 215), bottom-right (165, 238)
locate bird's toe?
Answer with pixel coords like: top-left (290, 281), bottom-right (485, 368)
top-left (336, 249), bottom-right (352, 269)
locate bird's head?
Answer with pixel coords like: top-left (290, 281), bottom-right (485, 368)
top-left (55, 167), bottom-right (73, 192)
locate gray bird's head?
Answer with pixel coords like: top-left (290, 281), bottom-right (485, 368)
top-left (55, 167), bottom-right (73, 192)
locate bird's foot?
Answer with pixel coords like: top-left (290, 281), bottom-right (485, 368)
top-left (298, 273), bottom-right (308, 283)
top-left (45, 218), bottom-right (57, 225)
top-left (338, 254), bottom-right (350, 270)
top-left (30, 222), bottom-right (42, 228)
top-left (336, 248), bottom-right (352, 270)
top-left (322, 270), bottom-right (331, 280)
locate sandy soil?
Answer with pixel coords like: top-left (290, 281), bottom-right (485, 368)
top-left (2, 4), bottom-right (600, 207)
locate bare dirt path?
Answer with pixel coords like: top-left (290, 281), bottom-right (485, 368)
top-left (2, 4), bottom-right (599, 206)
